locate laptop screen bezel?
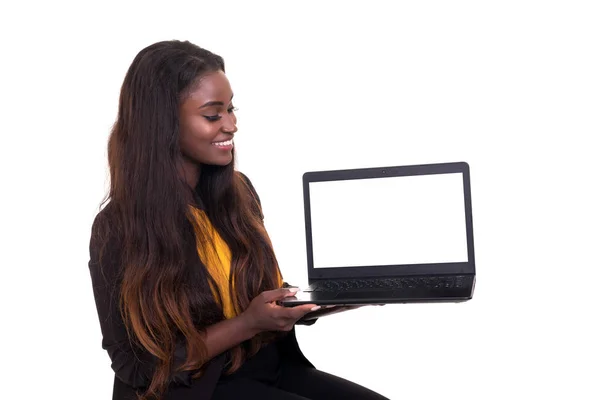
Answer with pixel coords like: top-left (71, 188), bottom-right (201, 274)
top-left (303, 161), bottom-right (476, 279)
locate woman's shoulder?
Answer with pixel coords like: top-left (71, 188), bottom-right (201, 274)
top-left (90, 202), bottom-right (119, 241)
top-left (235, 170), bottom-right (260, 200)
top-left (89, 202), bottom-right (123, 269)
top-left (235, 170), bottom-right (252, 186)
top-left (235, 170), bottom-right (264, 220)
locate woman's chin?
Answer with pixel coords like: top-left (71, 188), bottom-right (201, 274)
top-left (206, 155), bottom-right (234, 167)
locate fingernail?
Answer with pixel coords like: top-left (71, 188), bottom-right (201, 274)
top-left (288, 287), bottom-right (300, 293)
top-left (311, 306), bottom-right (321, 311)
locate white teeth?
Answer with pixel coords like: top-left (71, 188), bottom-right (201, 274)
top-left (213, 139), bottom-right (233, 146)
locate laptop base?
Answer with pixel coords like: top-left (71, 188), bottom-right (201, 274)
top-left (279, 287), bottom-right (473, 307)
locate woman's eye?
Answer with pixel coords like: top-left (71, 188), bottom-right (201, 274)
top-left (203, 107), bottom-right (237, 122)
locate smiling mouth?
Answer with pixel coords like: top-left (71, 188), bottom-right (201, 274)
top-left (212, 139), bottom-right (233, 147)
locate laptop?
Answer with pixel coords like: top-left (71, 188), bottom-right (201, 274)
top-left (280, 161), bottom-right (476, 306)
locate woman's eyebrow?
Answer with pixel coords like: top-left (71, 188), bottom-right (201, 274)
top-left (199, 94), bottom-right (234, 109)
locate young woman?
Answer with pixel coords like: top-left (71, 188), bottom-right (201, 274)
top-left (88, 40), bottom-right (389, 400)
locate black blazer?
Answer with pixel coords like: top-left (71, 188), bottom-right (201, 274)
top-left (87, 174), bottom-right (315, 400)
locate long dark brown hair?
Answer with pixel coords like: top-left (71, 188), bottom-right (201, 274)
top-left (96, 40), bottom-right (282, 400)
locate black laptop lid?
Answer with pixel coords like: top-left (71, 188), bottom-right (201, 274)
top-left (303, 161), bottom-right (475, 280)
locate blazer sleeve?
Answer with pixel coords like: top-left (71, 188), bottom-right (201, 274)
top-left (88, 212), bottom-right (193, 389)
top-left (237, 171), bottom-right (318, 326)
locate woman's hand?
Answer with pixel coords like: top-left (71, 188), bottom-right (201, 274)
top-left (240, 288), bottom-right (319, 334)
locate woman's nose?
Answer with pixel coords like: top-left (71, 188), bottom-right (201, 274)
top-left (222, 114), bottom-right (237, 133)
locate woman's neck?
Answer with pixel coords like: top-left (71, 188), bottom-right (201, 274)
top-left (178, 159), bottom-right (204, 208)
top-left (179, 158), bottom-right (201, 189)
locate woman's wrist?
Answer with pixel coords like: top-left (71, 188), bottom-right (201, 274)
top-left (236, 311), bottom-right (261, 339)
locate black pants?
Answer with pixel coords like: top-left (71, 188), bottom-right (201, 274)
top-left (212, 343), bottom-right (389, 400)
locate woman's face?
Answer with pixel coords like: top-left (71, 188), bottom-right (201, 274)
top-left (179, 70), bottom-right (237, 170)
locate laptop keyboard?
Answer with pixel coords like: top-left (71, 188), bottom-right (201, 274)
top-left (306, 276), bottom-right (468, 292)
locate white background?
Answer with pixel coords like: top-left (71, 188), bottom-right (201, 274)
top-left (309, 173), bottom-right (469, 267)
top-left (1, 1), bottom-right (599, 399)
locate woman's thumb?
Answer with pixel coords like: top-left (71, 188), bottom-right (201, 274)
top-left (261, 287), bottom-right (299, 302)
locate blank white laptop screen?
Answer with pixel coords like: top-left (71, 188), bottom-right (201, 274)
top-left (308, 173), bottom-right (468, 268)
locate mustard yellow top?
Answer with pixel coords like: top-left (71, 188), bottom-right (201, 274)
top-left (189, 207), bottom-right (282, 319)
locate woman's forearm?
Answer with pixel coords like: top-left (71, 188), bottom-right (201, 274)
top-left (201, 313), bottom-right (259, 360)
